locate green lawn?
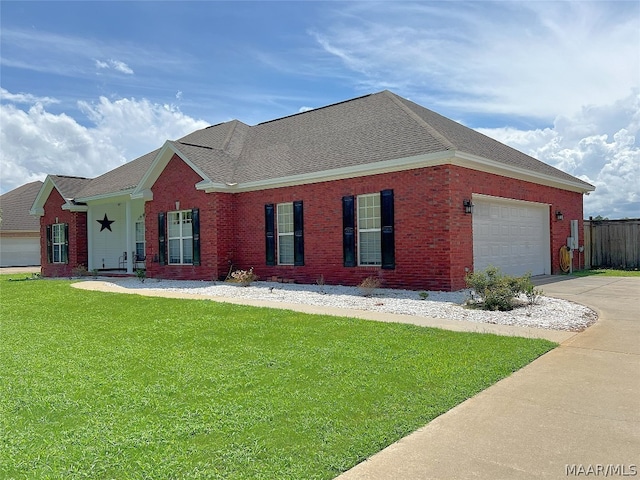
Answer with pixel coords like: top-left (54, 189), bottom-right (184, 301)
top-left (571, 268), bottom-right (640, 277)
top-left (0, 276), bottom-right (556, 479)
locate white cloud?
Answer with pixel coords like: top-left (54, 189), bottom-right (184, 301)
top-left (298, 106), bottom-right (313, 113)
top-left (313, 2), bottom-right (639, 119)
top-left (477, 93), bottom-right (640, 219)
top-left (95, 59), bottom-right (134, 75)
top-left (0, 91), bottom-right (209, 194)
top-left (0, 87), bottom-right (59, 106)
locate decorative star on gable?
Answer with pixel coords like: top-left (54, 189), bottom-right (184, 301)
top-left (97, 213), bottom-right (114, 232)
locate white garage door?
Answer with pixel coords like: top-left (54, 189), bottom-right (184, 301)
top-left (473, 196), bottom-right (550, 276)
top-left (0, 237), bottom-right (41, 267)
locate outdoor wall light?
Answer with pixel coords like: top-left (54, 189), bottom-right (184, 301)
top-left (556, 210), bottom-right (564, 221)
top-left (463, 199), bottom-right (474, 214)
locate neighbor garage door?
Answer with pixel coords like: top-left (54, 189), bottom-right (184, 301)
top-left (472, 195), bottom-right (550, 276)
top-left (0, 236), bottom-right (41, 267)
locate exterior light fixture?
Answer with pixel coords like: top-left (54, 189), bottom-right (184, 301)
top-left (463, 199), bottom-right (474, 214)
top-left (556, 210), bottom-right (564, 221)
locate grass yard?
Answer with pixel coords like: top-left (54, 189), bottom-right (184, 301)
top-left (0, 276), bottom-right (556, 479)
top-left (571, 268), bottom-right (640, 277)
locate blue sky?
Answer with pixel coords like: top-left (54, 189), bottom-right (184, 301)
top-left (1, 1), bottom-right (639, 218)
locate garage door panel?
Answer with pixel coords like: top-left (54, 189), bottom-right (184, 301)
top-left (473, 197), bottom-right (550, 277)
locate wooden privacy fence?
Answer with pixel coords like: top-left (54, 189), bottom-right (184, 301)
top-left (583, 218), bottom-right (640, 270)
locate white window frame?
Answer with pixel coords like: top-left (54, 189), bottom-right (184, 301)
top-left (277, 202), bottom-right (294, 265)
top-left (52, 223), bottom-right (66, 263)
top-left (357, 193), bottom-right (381, 266)
top-left (168, 210), bottom-right (193, 265)
top-left (135, 218), bottom-right (145, 260)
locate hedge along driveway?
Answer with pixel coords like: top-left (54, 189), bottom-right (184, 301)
top-left (0, 277), bottom-right (556, 479)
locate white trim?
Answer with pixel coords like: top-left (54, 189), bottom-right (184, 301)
top-left (75, 189), bottom-right (135, 204)
top-left (30, 176), bottom-right (56, 216)
top-left (130, 189), bottom-right (153, 201)
top-left (276, 202), bottom-right (294, 265)
top-left (472, 193), bottom-right (551, 208)
top-left (453, 152), bottom-right (594, 194)
top-left (61, 203), bottom-right (88, 212)
top-left (357, 193), bottom-right (382, 267)
top-left (194, 151), bottom-right (594, 194)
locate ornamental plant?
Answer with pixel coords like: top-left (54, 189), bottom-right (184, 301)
top-left (358, 276), bottom-right (381, 297)
top-left (465, 266), bottom-right (541, 311)
top-left (230, 267), bottom-right (258, 286)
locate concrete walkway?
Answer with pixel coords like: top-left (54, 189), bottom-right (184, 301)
top-left (336, 276), bottom-right (640, 479)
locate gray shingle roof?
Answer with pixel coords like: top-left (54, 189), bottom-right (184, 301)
top-left (390, 93), bottom-right (587, 185)
top-left (60, 90), bottom-right (596, 199)
top-left (50, 175), bottom-right (93, 201)
top-left (0, 181), bottom-right (43, 231)
top-left (75, 150), bottom-right (158, 198)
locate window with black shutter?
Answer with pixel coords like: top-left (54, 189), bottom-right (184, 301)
top-left (158, 212), bottom-right (166, 266)
top-left (342, 196), bottom-right (356, 267)
top-left (265, 204), bottom-right (275, 265)
top-left (293, 200), bottom-right (304, 266)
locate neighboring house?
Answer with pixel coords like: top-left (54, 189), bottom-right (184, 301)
top-left (0, 181), bottom-right (43, 267)
top-left (30, 91), bottom-right (595, 290)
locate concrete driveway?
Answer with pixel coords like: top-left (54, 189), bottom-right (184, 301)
top-left (336, 276), bottom-right (640, 479)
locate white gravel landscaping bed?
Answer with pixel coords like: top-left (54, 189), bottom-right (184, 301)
top-left (101, 278), bottom-right (597, 332)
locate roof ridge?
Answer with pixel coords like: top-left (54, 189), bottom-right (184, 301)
top-left (51, 174), bottom-right (92, 180)
top-left (257, 92), bottom-right (374, 125)
top-left (178, 141), bottom-right (214, 150)
top-left (381, 91), bottom-right (456, 150)
top-left (221, 120), bottom-right (241, 153)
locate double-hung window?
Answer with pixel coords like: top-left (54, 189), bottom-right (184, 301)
top-left (343, 189), bottom-right (395, 269)
top-left (277, 203), bottom-right (294, 265)
top-left (357, 194), bottom-right (382, 266)
top-left (265, 201), bottom-right (304, 266)
top-left (51, 223), bottom-right (67, 263)
top-left (168, 210), bottom-right (193, 264)
top-left (135, 219), bottom-right (145, 259)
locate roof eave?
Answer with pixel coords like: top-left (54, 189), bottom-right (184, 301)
top-left (29, 175), bottom-right (56, 216)
top-left (452, 152), bottom-right (596, 194)
top-left (196, 151), bottom-right (454, 193)
top-left (74, 189), bottom-right (135, 204)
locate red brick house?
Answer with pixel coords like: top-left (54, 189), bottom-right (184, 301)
top-left (30, 91), bottom-right (594, 291)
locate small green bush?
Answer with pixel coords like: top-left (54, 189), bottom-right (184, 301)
top-left (465, 266), bottom-right (540, 311)
top-left (136, 268), bottom-right (146, 283)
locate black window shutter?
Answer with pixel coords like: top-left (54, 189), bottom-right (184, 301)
top-left (293, 200), bottom-right (304, 266)
top-left (46, 224), bottom-right (52, 263)
top-left (158, 212), bottom-right (166, 266)
top-left (63, 223), bottom-right (69, 264)
top-left (380, 189), bottom-right (395, 269)
top-left (343, 195), bottom-right (356, 267)
top-left (265, 204), bottom-right (275, 266)
top-left (192, 208), bottom-right (200, 266)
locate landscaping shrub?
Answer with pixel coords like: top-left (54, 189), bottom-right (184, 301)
top-left (358, 276), bottom-right (381, 297)
top-left (465, 266), bottom-right (540, 311)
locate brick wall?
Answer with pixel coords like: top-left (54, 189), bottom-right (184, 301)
top-left (40, 188), bottom-right (88, 277)
top-left (46, 154), bottom-right (585, 290)
top-left (144, 155), bottom-right (232, 281)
